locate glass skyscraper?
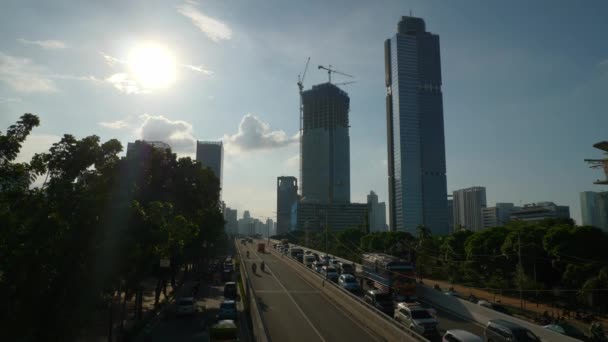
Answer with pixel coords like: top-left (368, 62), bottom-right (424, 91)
top-left (196, 141), bottom-right (223, 195)
top-left (385, 16), bottom-right (448, 234)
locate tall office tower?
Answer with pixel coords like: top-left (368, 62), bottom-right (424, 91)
top-left (385, 16), bottom-right (448, 235)
top-left (580, 191), bottom-right (608, 231)
top-left (126, 140), bottom-right (172, 158)
top-left (301, 83), bottom-right (350, 204)
top-left (196, 141), bottom-right (223, 194)
top-left (453, 187), bottom-right (487, 231)
top-left (447, 197), bottom-right (453, 233)
top-left (367, 191), bottom-right (387, 232)
top-left (277, 176), bottom-right (298, 236)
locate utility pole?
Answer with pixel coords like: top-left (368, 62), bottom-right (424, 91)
top-left (518, 232), bottom-right (523, 309)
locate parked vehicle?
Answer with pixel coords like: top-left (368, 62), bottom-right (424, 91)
top-left (217, 300), bottom-right (237, 321)
top-left (484, 319), bottom-right (540, 342)
top-left (362, 253), bottom-right (416, 301)
top-left (337, 261), bottom-right (354, 275)
top-left (321, 266), bottom-right (339, 281)
top-left (224, 282), bottom-right (237, 300)
top-left (394, 302), bottom-right (439, 338)
top-left (338, 274), bottom-right (360, 292)
top-left (176, 297), bottom-right (196, 316)
top-left (363, 290), bottom-right (394, 316)
top-left (303, 254), bottom-right (316, 267)
top-left (442, 329), bottom-right (483, 342)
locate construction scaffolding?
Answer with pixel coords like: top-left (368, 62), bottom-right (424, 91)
top-left (584, 141), bottom-right (608, 185)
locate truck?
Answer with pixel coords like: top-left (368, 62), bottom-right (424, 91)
top-left (361, 253), bottom-right (417, 302)
top-left (257, 243), bottom-right (265, 253)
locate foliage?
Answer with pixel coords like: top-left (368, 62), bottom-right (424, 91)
top-left (0, 114), bottom-right (224, 340)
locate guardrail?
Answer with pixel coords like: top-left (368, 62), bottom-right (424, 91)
top-left (236, 241), bottom-right (270, 342)
top-left (417, 285), bottom-right (580, 342)
top-left (268, 242), bottom-right (427, 342)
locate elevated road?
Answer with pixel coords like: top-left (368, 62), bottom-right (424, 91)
top-left (237, 241), bottom-right (382, 342)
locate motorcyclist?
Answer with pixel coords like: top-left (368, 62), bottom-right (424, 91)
top-left (246, 250), bottom-right (250, 258)
top-left (252, 262), bottom-right (257, 274)
top-left (261, 261), bottom-right (265, 272)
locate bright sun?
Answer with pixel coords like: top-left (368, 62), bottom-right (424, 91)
top-left (128, 42), bottom-right (177, 89)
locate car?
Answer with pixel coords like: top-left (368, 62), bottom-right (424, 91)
top-left (484, 319), bottom-right (541, 342)
top-left (337, 261), bottom-right (354, 275)
top-left (364, 290), bottom-right (394, 316)
top-left (312, 260), bottom-right (326, 273)
top-left (217, 300), bottom-right (237, 321)
top-left (394, 302), bottom-right (439, 337)
top-left (312, 252), bottom-right (320, 261)
top-left (321, 266), bottom-right (339, 281)
top-left (224, 282), bottom-right (237, 300)
top-left (304, 250), bottom-right (312, 255)
top-left (442, 329), bottom-right (483, 342)
top-left (338, 274), bottom-right (360, 292)
top-left (176, 297), bottom-right (196, 316)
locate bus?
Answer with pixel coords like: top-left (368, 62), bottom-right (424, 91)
top-left (361, 253), bottom-right (416, 301)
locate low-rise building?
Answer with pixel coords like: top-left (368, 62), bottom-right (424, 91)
top-left (510, 202), bottom-right (570, 223)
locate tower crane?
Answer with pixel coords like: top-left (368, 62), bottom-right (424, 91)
top-left (334, 81), bottom-right (357, 87)
top-left (297, 57), bottom-right (310, 194)
top-left (317, 64), bottom-right (353, 83)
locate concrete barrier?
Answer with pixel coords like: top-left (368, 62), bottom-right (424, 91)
top-left (237, 242), bottom-right (270, 342)
top-left (269, 246), bottom-right (426, 342)
top-left (417, 285), bottom-right (580, 342)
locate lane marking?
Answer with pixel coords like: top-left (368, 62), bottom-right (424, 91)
top-left (267, 247), bottom-right (384, 342)
top-left (250, 245), bottom-right (327, 342)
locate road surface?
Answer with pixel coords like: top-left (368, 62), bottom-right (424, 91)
top-left (238, 241), bottom-right (381, 342)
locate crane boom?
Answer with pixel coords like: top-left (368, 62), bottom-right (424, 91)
top-left (317, 64), bottom-right (353, 83)
top-left (297, 57), bottom-right (310, 195)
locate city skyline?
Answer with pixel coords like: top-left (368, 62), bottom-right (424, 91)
top-left (3, 1), bottom-right (608, 225)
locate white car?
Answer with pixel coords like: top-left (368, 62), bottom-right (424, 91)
top-left (394, 302), bottom-right (439, 337)
top-left (176, 297), bottom-right (196, 315)
top-left (442, 329), bottom-right (482, 342)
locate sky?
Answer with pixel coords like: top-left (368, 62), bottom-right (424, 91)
top-left (1, 0), bottom-right (608, 225)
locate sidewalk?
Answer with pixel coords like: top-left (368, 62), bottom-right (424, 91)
top-left (423, 277), bottom-right (607, 332)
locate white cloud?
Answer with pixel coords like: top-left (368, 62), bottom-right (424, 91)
top-left (177, 3), bottom-right (232, 42)
top-left (183, 64), bottom-right (214, 75)
top-left (15, 134), bottom-right (60, 163)
top-left (137, 114), bottom-right (197, 154)
top-left (17, 38), bottom-right (67, 49)
top-left (223, 114), bottom-right (297, 154)
top-left (99, 119), bottom-right (130, 129)
top-left (0, 97), bottom-right (22, 103)
top-left (0, 52), bottom-right (57, 92)
top-left (105, 73), bottom-right (146, 94)
top-left (100, 52), bottom-right (125, 67)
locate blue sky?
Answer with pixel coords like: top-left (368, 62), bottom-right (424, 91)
top-left (1, 0), bottom-right (607, 225)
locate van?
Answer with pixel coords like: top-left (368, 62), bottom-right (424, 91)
top-left (484, 319), bottom-right (540, 342)
top-left (442, 329), bottom-right (482, 342)
top-left (303, 255), bottom-right (316, 267)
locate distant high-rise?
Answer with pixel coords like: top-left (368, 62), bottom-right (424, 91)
top-left (482, 203), bottom-right (516, 229)
top-left (447, 197), bottom-right (453, 233)
top-left (453, 187), bottom-right (487, 231)
top-left (367, 191), bottom-right (387, 232)
top-left (126, 140), bottom-right (172, 158)
top-left (301, 83), bottom-right (350, 204)
top-left (224, 207), bottom-right (238, 235)
top-left (385, 16), bottom-right (448, 235)
top-left (277, 176), bottom-right (298, 236)
top-left (196, 141), bottom-right (223, 193)
top-left (580, 191), bottom-right (608, 231)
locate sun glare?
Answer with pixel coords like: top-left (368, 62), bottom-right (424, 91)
top-left (128, 42), bottom-right (177, 89)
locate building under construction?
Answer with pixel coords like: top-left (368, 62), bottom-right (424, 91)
top-left (300, 82), bottom-right (351, 204)
top-left (585, 141), bottom-right (608, 185)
